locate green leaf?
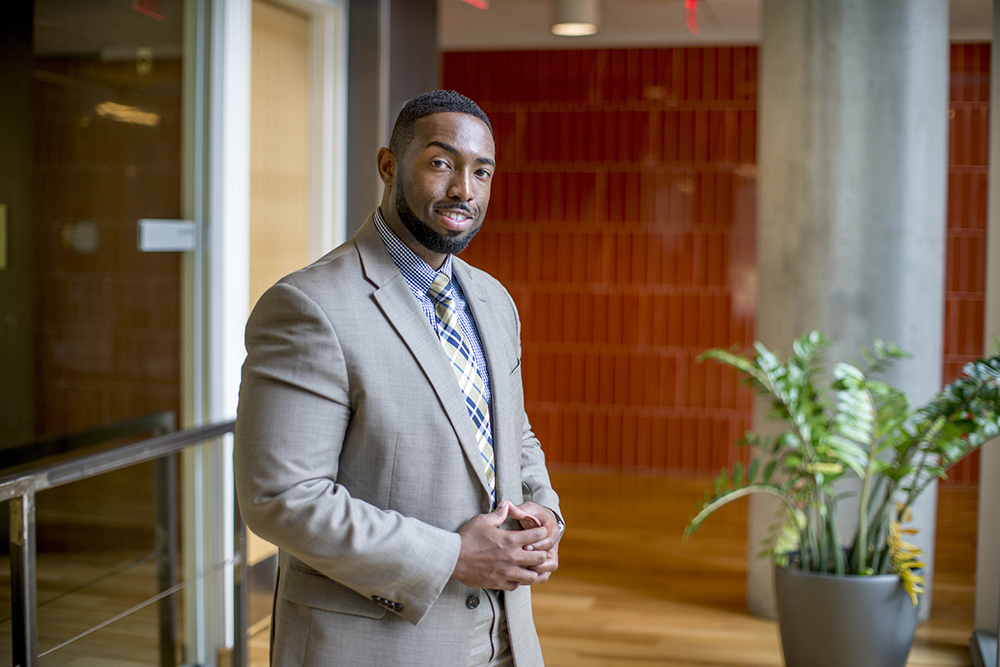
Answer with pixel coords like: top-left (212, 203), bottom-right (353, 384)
top-left (763, 459), bottom-right (779, 484)
top-left (731, 461), bottom-right (744, 487)
top-left (834, 363), bottom-right (865, 382)
top-left (824, 435), bottom-right (869, 477)
top-left (951, 419), bottom-right (977, 434)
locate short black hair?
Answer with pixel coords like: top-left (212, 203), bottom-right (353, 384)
top-left (388, 90), bottom-right (493, 156)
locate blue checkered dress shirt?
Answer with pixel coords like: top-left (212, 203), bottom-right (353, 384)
top-left (373, 209), bottom-right (493, 411)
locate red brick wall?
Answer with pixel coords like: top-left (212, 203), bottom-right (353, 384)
top-left (445, 48), bottom-right (757, 473)
top-left (444, 44), bottom-right (990, 482)
top-left (943, 43), bottom-right (991, 486)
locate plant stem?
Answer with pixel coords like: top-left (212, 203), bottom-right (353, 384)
top-left (874, 497), bottom-right (894, 574)
top-left (895, 415), bottom-right (954, 518)
top-left (856, 442), bottom-right (882, 573)
top-left (690, 485), bottom-right (797, 523)
top-left (874, 518), bottom-right (892, 574)
top-left (867, 486), bottom-right (890, 539)
top-left (828, 495), bottom-right (845, 575)
top-left (898, 449), bottom-right (933, 520)
top-left (871, 524), bottom-right (885, 573)
top-left (879, 549), bottom-right (892, 574)
top-left (817, 485), bottom-right (830, 572)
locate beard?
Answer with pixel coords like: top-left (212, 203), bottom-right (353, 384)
top-left (395, 179), bottom-right (483, 257)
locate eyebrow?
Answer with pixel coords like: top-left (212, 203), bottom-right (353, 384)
top-left (426, 140), bottom-right (496, 168)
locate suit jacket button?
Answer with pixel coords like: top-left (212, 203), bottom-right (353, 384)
top-left (394, 603), bottom-right (403, 611)
top-left (372, 595), bottom-right (383, 604)
top-left (466, 595), bottom-right (480, 609)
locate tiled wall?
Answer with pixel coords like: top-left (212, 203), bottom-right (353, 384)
top-left (32, 58), bottom-right (182, 438)
top-left (30, 57), bottom-right (183, 550)
top-left (444, 48), bottom-right (758, 473)
top-left (943, 43), bottom-right (991, 486)
top-left (443, 45), bottom-right (990, 481)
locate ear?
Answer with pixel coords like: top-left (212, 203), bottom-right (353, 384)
top-left (376, 147), bottom-right (395, 187)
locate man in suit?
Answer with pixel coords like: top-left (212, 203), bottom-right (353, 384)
top-left (234, 90), bottom-right (563, 667)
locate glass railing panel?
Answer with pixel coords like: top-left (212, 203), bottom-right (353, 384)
top-left (2, 423), bottom-right (243, 666)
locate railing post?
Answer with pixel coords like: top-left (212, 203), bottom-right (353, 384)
top-left (233, 493), bottom-right (248, 667)
top-left (10, 490), bottom-right (37, 667)
top-left (155, 454), bottom-right (179, 667)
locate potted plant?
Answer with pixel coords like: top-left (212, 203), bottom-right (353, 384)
top-left (684, 331), bottom-right (1000, 667)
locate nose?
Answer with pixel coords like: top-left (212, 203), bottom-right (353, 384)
top-left (447, 168), bottom-right (474, 202)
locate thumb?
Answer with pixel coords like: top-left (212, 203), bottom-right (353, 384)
top-left (486, 500), bottom-right (510, 526)
top-left (504, 501), bottom-right (537, 525)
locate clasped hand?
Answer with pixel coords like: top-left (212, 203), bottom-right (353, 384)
top-left (451, 500), bottom-right (561, 591)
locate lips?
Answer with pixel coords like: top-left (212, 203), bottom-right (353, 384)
top-left (434, 207), bottom-right (475, 232)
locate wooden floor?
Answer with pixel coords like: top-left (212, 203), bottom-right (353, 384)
top-left (251, 472), bottom-right (980, 667)
top-left (527, 472), bottom-right (979, 667)
top-left (1, 471), bottom-right (981, 666)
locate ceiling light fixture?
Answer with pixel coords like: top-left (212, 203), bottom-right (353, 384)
top-left (461, 0), bottom-right (489, 8)
top-left (96, 101), bottom-right (161, 126)
top-left (551, 0), bottom-right (598, 36)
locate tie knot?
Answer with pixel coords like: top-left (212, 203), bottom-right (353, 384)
top-left (428, 273), bottom-right (452, 303)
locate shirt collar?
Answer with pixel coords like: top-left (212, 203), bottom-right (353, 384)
top-left (373, 207), bottom-right (453, 296)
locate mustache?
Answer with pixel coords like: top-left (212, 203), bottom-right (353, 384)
top-left (435, 203), bottom-right (474, 215)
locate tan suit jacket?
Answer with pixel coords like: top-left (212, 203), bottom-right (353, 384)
top-left (234, 215), bottom-right (560, 666)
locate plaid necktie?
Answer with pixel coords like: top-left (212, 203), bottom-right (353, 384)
top-left (428, 273), bottom-right (496, 506)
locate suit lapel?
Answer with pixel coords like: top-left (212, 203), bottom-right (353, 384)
top-left (453, 260), bottom-right (517, 504)
top-left (356, 218), bottom-right (493, 500)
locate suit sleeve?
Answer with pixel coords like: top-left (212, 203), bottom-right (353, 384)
top-left (503, 289), bottom-right (562, 519)
top-left (234, 281), bottom-right (461, 626)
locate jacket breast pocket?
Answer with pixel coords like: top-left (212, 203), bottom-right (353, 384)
top-left (283, 563), bottom-right (387, 619)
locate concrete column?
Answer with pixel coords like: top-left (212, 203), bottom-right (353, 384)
top-left (751, 0), bottom-right (950, 620)
top-left (345, 0), bottom-right (438, 239)
top-left (974, 0), bottom-right (1000, 635)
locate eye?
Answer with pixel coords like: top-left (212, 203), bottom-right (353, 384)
top-left (430, 158), bottom-right (450, 169)
top-left (475, 168), bottom-right (492, 179)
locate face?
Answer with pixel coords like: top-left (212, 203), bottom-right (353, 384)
top-left (381, 112), bottom-right (495, 262)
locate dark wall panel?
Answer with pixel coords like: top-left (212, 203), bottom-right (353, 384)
top-left (0, 0), bottom-right (36, 450)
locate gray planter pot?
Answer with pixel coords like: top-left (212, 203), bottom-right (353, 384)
top-left (774, 565), bottom-right (919, 667)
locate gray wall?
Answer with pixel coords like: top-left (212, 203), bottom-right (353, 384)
top-left (387, 0), bottom-right (439, 138)
top-left (0, 0), bottom-right (35, 450)
top-left (346, 0), bottom-right (438, 239)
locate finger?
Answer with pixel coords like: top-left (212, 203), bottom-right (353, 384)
top-left (529, 555), bottom-right (558, 574)
top-left (519, 517), bottom-right (542, 543)
top-left (526, 533), bottom-right (559, 551)
top-left (485, 501), bottom-right (510, 527)
top-left (506, 502), bottom-right (542, 525)
top-left (506, 525), bottom-right (547, 547)
top-left (512, 548), bottom-right (548, 568)
top-left (505, 502), bottom-right (531, 520)
top-left (505, 566), bottom-right (542, 587)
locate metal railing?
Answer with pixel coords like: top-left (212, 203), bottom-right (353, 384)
top-left (1, 419), bottom-right (246, 667)
top-left (1, 412), bottom-right (178, 473)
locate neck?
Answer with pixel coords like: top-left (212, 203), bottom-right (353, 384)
top-left (378, 204), bottom-right (447, 270)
